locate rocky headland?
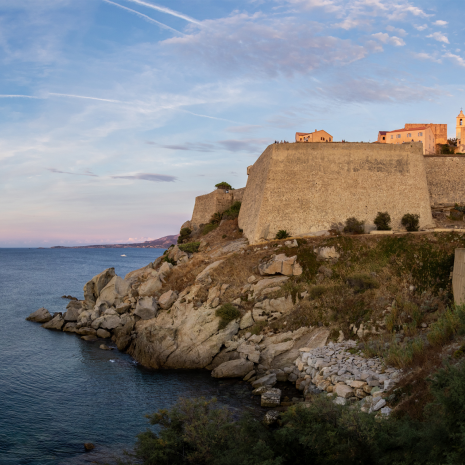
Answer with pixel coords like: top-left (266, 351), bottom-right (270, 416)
top-left (27, 219), bottom-right (465, 417)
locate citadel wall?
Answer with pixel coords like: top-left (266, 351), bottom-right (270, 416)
top-left (238, 142), bottom-right (433, 244)
top-left (424, 155), bottom-right (465, 205)
top-left (190, 188), bottom-right (245, 229)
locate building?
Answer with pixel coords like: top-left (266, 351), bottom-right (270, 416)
top-left (377, 131), bottom-right (387, 143)
top-left (295, 130), bottom-right (333, 143)
top-left (384, 126), bottom-right (435, 155)
top-left (457, 110), bottom-right (464, 145)
top-left (405, 123), bottom-right (447, 145)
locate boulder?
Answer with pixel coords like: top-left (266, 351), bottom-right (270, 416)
top-left (206, 349), bottom-right (242, 370)
top-left (261, 388), bottom-right (281, 408)
top-left (63, 323), bottom-right (77, 333)
top-left (99, 344), bottom-right (111, 350)
top-left (134, 297), bottom-right (158, 320)
top-left (124, 264), bottom-right (153, 286)
top-left (97, 328), bottom-right (111, 338)
top-left (115, 303), bottom-right (131, 314)
top-left (42, 314), bottom-right (65, 331)
top-left (237, 342), bottom-right (260, 363)
top-left (139, 277), bottom-right (163, 297)
top-left (252, 373), bottom-right (277, 388)
top-left (334, 384), bottom-right (354, 399)
top-left (26, 307), bottom-right (52, 323)
top-left (211, 359), bottom-right (254, 378)
top-left (113, 319), bottom-right (135, 351)
top-left (99, 315), bottom-right (122, 330)
top-left (99, 276), bottom-right (130, 305)
top-left (158, 262), bottom-right (173, 281)
top-left (196, 260), bottom-right (224, 284)
top-left (252, 276), bottom-right (289, 296)
top-left (84, 268), bottom-right (116, 304)
top-left (64, 300), bottom-right (83, 322)
top-left (258, 254), bottom-right (302, 277)
top-left (168, 245), bottom-right (189, 263)
top-left (240, 311), bottom-right (254, 329)
top-left (315, 246), bottom-right (340, 261)
top-left (158, 290), bottom-right (178, 310)
top-left (263, 410), bottom-right (280, 426)
top-left (75, 327), bottom-right (97, 336)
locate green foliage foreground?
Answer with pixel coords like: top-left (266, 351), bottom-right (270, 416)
top-left (124, 361), bottom-right (465, 465)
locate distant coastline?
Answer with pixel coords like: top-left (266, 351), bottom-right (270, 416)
top-left (49, 234), bottom-right (179, 249)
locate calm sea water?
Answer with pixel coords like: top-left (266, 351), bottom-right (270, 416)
top-left (0, 248), bottom-right (260, 465)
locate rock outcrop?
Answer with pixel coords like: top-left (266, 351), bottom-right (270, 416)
top-left (26, 307), bottom-right (52, 323)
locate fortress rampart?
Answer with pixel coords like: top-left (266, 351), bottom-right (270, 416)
top-left (424, 154), bottom-right (465, 205)
top-left (191, 188), bottom-right (245, 229)
top-left (238, 143), bottom-right (433, 244)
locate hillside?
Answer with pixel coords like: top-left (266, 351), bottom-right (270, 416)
top-left (50, 234), bottom-right (179, 249)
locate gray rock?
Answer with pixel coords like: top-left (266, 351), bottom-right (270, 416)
top-left (84, 267), bottom-right (115, 304)
top-left (75, 327), bottom-right (97, 336)
top-left (115, 303), bottom-right (131, 314)
top-left (263, 410), bottom-right (280, 426)
top-left (134, 297), bottom-right (158, 320)
top-left (240, 311), bottom-right (254, 329)
top-left (243, 370), bottom-right (256, 381)
top-left (42, 314), bottom-right (65, 331)
top-left (261, 388), bottom-right (281, 407)
top-left (99, 314), bottom-right (121, 330)
top-left (64, 300), bottom-right (83, 322)
top-left (211, 359), bottom-right (254, 378)
top-left (158, 290), bottom-right (178, 310)
top-left (251, 373), bottom-right (277, 388)
top-left (26, 307), bottom-right (52, 323)
top-left (99, 344), bottom-right (111, 350)
top-left (97, 328), bottom-right (111, 339)
top-left (372, 398), bottom-right (386, 411)
top-left (63, 323), bottom-right (77, 333)
top-left (139, 277), bottom-right (162, 297)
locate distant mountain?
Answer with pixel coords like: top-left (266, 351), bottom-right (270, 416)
top-left (50, 234), bottom-right (179, 249)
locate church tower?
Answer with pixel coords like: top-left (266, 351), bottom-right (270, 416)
top-left (457, 109), bottom-right (465, 145)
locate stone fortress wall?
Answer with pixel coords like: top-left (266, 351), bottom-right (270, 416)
top-left (424, 155), bottom-right (465, 205)
top-left (238, 143), bottom-right (433, 244)
top-left (191, 188), bottom-right (245, 229)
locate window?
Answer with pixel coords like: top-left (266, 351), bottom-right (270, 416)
top-left (407, 133), bottom-right (411, 137)
top-left (418, 132), bottom-right (423, 136)
top-left (382, 136), bottom-right (385, 140)
top-left (397, 134), bottom-right (401, 138)
top-left (391, 135), bottom-right (394, 139)
top-left (461, 119), bottom-right (463, 126)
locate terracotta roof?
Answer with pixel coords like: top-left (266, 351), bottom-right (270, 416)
top-left (378, 131), bottom-right (387, 135)
top-left (295, 130), bottom-right (330, 136)
top-left (386, 126), bottom-right (428, 134)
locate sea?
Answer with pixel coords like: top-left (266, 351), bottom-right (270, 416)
top-left (0, 248), bottom-right (261, 465)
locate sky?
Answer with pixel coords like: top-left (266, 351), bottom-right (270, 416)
top-left (0, 0), bottom-right (463, 247)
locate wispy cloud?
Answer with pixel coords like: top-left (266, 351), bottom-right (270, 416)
top-left (444, 52), bottom-right (465, 67)
top-left (122, 0), bottom-right (200, 24)
top-left (372, 32), bottom-right (406, 46)
top-left (0, 94), bottom-right (41, 99)
top-left (49, 92), bottom-right (123, 103)
top-left (414, 52), bottom-right (442, 63)
top-left (427, 32), bottom-right (449, 44)
top-left (414, 24), bottom-right (428, 31)
top-left (111, 173), bottom-right (178, 182)
top-left (101, 0), bottom-right (185, 35)
top-left (47, 168), bottom-right (98, 177)
top-left (433, 20), bottom-right (448, 26)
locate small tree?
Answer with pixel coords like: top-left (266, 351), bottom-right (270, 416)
top-left (177, 227), bottom-right (192, 244)
top-left (343, 217), bottom-right (365, 234)
top-left (215, 182), bottom-right (232, 190)
top-left (374, 212), bottom-right (391, 231)
top-left (216, 303), bottom-right (241, 330)
top-left (275, 230), bottom-right (291, 240)
top-left (210, 212), bottom-right (223, 225)
top-left (401, 213), bottom-right (420, 232)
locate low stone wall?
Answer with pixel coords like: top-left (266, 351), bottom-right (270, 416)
top-left (191, 188), bottom-right (245, 229)
top-left (239, 142), bottom-right (433, 244)
top-left (424, 155), bottom-right (465, 205)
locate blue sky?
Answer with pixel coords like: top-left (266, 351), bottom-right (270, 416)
top-left (0, 0), bottom-right (463, 247)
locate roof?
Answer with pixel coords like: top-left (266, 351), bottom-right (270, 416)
top-left (378, 131), bottom-right (387, 135)
top-left (295, 130), bottom-right (331, 136)
top-left (386, 126), bottom-right (428, 134)
top-left (459, 110), bottom-right (465, 117)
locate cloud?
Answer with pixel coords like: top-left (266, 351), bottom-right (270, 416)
top-left (161, 142), bottom-right (216, 152)
top-left (414, 24), bottom-right (428, 31)
top-left (161, 13), bottom-right (367, 78)
top-left (122, 0), bottom-right (200, 24)
top-left (314, 77), bottom-right (445, 103)
top-left (385, 25), bottom-right (407, 36)
top-left (427, 32), bottom-right (449, 44)
top-left (111, 173), bottom-right (178, 182)
top-left (47, 168), bottom-right (98, 177)
top-left (0, 94), bottom-right (41, 99)
top-left (49, 92), bottom-right (123, 103)
top-left (433, 20), bottom-right (448, 26)
top-left (414, 52), bottom-right (442, 63)
top-left (101, 0), bottom-right (184, 35)
top-left (444, 52), bottom-right (465, 67)
top-left (372, 32), bottom-right (406, 46)
top-left (218, 138), bottom-right (271, 152)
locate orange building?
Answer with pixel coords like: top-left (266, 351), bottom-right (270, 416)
top-left (377, 131), bottom-right (388, 143)
top-left (385, 126), bottom-right (435, 155)
top-left (457, 110), bottom-right (464, 145)
top-left (404, 123), bottom-right (447, 145)
top-left (295, 130), bottom-right (333, 142)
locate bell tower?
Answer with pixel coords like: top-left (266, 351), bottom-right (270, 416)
top-left (457, 109), bottom-right (465, 145)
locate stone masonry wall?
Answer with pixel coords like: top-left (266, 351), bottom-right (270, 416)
top-left (191, 188), bottom-right (245, 229)
top-left (239, 142), bottom-right (433, 244)
top-left (424, 155), bottom-right (465, 205)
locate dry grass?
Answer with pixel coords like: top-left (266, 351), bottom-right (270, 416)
top-left (164, 255), bottom-right (206, 293)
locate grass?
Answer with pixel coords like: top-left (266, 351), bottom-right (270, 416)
top-left (201, 224), bottom-right (218, 235)
top-left (178, 242), bottom-right (200, 254)
top-left (215, 303), bottom-right (241, 330)
top-left (249, 321), bottom-right (267, 335)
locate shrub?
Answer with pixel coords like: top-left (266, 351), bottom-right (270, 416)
top-left (450, 209), bottom-right (464, 221)
top-left (215, 182), bottom-right (232, 190)
top-left (343, 217), bottom-right (365, 234)
top-left (177, 227), bottom-right (192, 244)
top-left (222, 201), bottom-right (241, 220)
top-left (178, 242), bottom-right (200, 254)
top-left (201, 224), bottom-right (218, 235)
top-left (374, 211), bottom-right (391, 231)
top-left (454, 203), bottom-right (465, 213)
top-left (215, 303), bottom-right (241, 330)
top-left (275, 230), bottom-right (291, 240)
top-left (310, 285), bottom-right (326, 300)
top-left (249, 321), bottom-right (267, 335)
top-left (210, 212), bottom-right (223, 225)
top-left (164, 256), bottom-right (176, 266)
top-left (401, 213), bottom-right (420, 232)
top-left (346, 274), bottom-right (379, 293)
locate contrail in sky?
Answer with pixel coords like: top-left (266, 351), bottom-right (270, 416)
top-left (49, 92), bottom-right (123, 103)
top-left (102, 0), bottom-right (185, 35)
top-left (123, 0), bottom-right (200, 24)
top-left (0, 95), bottom-right (41, 99)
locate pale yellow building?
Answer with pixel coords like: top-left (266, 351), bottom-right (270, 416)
top-left (457, 110), bottom-right (464, 145)
top-left (405, 123), bottom-right (447, 145)
top-left (377, 131), bottom-right (388, 143)
top-left (295, 130), bottom-right (333, 142)
top-left (385, 126), bottom-right (435, 155)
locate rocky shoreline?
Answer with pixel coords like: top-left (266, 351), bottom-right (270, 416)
top-left (27, 228), bottom-right (404, 418)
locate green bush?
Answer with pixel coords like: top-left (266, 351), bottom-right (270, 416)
top-left (346, 273), bottom-right (379, 293)
top-left (202, 224), bottom-right (218, 235)
top-left (343, 217), bottom-right (365, 234)
top-left (210, 212), bottom-right (223, 225)
top-left (215, 182), bottom-right (232, 190)
top-left (374, 212), bottom-right (391, 231)
top-left (215, 303), bottom-right (241, 330)
top-left (275, 230), bottom-right (291, 240)
top-left (222, 201), bottom-right (241, 220)
top-left (454, 203), bottom-right (465, 213)
top-left (164, 256), bottom-right (176, 266)
top-left (178, 227), bottom-right (192, 244)
top-left (401, 213), bottom-right (420, 232)
top-left (178, 242), bottom-right (200, 254)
